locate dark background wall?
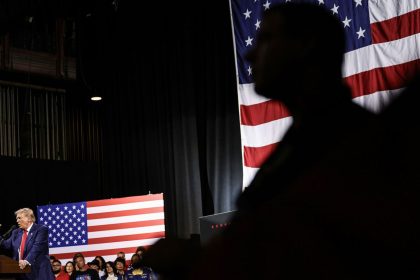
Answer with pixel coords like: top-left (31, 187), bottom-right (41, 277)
top-left (0, 0), bottom-right (243, 239)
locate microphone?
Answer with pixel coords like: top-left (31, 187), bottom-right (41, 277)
top-left (2, 225), bottom-right (17, 239)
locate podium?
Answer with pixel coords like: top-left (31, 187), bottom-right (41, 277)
top-left (0, 255), bottom-right (30, 280)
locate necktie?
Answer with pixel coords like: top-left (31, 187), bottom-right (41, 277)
top-left (20, 230), bottom-right (28, 260)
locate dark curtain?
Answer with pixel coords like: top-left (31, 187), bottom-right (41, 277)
top-left (77, 1), bottom-right (243, 238)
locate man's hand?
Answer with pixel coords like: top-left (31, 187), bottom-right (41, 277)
top-left (19, 260), bottom-right (29, 269)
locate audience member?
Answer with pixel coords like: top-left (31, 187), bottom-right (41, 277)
top-left (101, 261), bottom-right (123, 280)
top-left (125, 253), bottom-right (154, 280)
top-left (70, 253), bottom-right (100, 280)
top-left (116, 251), bottom-right (125, 260)
top-left (135, 246), bottom-right (146, 259)
top-left (114, 257), bottom-right (126, 277)
top-left (52, 259), bottom-right (70, 280)
top-left (64, 261), bottom-right (75, 276)
top-left (95, 256), bottom-right (107, 277)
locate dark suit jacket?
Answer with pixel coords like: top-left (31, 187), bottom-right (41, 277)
top-left (0, 223), bottom-right (54, 280)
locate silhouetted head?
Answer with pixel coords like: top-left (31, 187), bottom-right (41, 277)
top-left (246, 3), bottom-right (346, 104)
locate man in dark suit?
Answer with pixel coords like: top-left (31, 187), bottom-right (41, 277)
top-left (0, 208), bottom-right (54, 280)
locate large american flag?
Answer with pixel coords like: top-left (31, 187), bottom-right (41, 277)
top-left (37, 194), bottom-right (165, 263)
top-left (229, 0), bottom-right (420, 187)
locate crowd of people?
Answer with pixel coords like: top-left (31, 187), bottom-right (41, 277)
top-left (49, 246), bottom-right (156, 280)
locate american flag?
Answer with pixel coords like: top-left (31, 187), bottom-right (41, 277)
top-left (229, 0), bottom-right (420, 187)
top-left (37, 193), bottom-right (165, 263)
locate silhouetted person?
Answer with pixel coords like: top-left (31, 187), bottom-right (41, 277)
top-left (191, 3), bottom-right (379, 279)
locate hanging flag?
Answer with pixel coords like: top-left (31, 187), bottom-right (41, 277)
top-left (229, 0), bottom-right (420, 187)
top-left (37, 193), bottom-right (165, 263)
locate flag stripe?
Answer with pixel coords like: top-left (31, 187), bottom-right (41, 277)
top-left (345, 59), bottom-right (420, 98)
top-left (87, 206), bottom-right (164, 219)
top-left (343, 33), bottom-right (420, 77)
top-left (352, 88), bottom-right (403, 113)
top-left (86, 194), bottom-right (163, 207)
top-left (50, 238), bottom-right (160, 255)
top-left (238, 83), bottom-right (270, 106)
top-left (371, 9), bottom-right (420, 44)
top-left (240, 116), bottom-right (292, 147)
top-left (368, 0), bottom-right (420, 23)
top-left (240, 100), bottom-right (290, 126)
top-left (88, 232), bottom-right (165, 245)
top-left (244, 143), bottom-right (278, 168)
top-left (87, 200), bottom-right (164, 214)
top-left (88, 220), bottom-right (164, 232)
top-left (87, 213), bottom-right (164, 226)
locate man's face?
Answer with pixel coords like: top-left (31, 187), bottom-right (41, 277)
top-left (246, 12), bottom-right (305, 100)
top-left (76, 257), bottom-right (85, 270)
top-left (52, 262), bottom-right (62, 274)
top-left (16, 213), bottom-right (32, 230)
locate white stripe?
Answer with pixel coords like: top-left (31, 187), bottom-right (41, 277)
top-left (87, 212), bottom-right (164, 226)
top-left (240, 117), bottom-right (292, 147)
top-left (49, 237), bottom-right (161, 254)
top-left (343, 33), bottom-right (420, 77)
top-left (238, 83), bottom-right (270, 105)
top-left (87, 200), bottom-right (164, 214)
top-left (89, 224), bottom-right (165, 239)
top-left (368, 0), bottom-right (420, 23)
top-left (243, 166), bottom-right (259, 189)
top-left (352, 88), bottom-right (404, 113)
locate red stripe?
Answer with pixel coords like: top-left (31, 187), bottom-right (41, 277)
top-left (87, 194), bottom-right (163, 207)
top-left (240, 100), bottom-right (290, 126)
top-left (89, 232), bottom-right (165, 244)
top-left (243, 142), bottom-right (278, 168)
top-left (345, 59), bottom-right (420, 98)
top-left (87, 207), bottom-right (164, 220)
top-left (52, 246), bottom-right (152, 260)
top-left (371, 9), bottom-right (420, 44)
top-left (88, 219), bottom-right (164, 232)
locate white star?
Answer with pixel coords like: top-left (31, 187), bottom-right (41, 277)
top-left (247, 66), bottom-right (252, 76)
top-left (255, 19), bottom-right (261, 30)
top-left (80, 205), bottom-right (84, 209)
top-left (342, 16), bottom-right (352, 28)
top-left (356, 27), bottom-right (366, 38)
top-left (40, 209), bottom-right (43, 213)
top-left (318, 0), bottom-right (324, 4)
top-left (243, 9), bottom-right (252, 19)
top-left (331, 4), bottom-right (339, 15)
top-left (48, 208), bottom-right (51, 212)
top-left (55, 207), bottom-right (59, 211)
top-left (245, 36), bottom-right (254, 46)
top-left (354, 0), bottom-right (362, 7)
top-left (263, 1), bottom-right (271, 10)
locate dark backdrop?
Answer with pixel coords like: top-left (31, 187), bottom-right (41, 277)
top-left (0, 0), bottom-right (243, 239)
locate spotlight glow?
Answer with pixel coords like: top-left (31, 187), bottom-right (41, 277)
top-left (91, 96), bottom-right (102, 101)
